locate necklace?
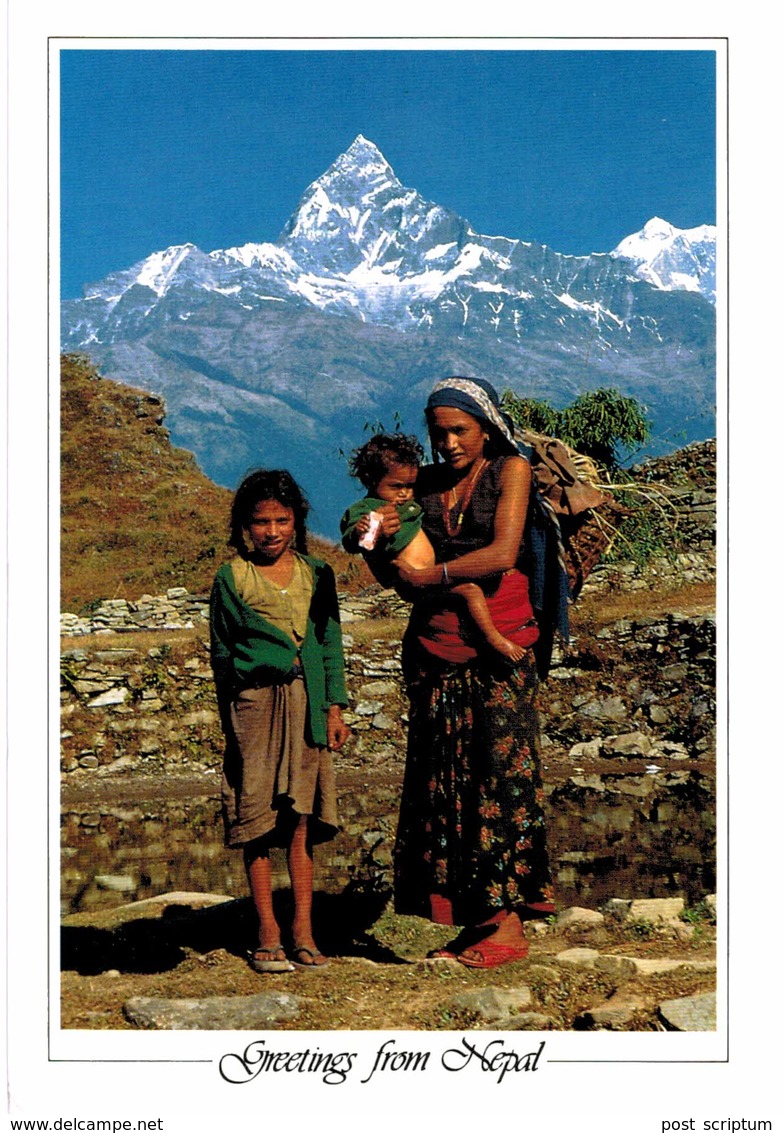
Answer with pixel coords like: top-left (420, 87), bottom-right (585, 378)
top-left (441, 458), bottom-right (487, 537)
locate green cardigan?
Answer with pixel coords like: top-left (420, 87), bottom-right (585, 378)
top-left (209, 555), bottom-right (348, 748)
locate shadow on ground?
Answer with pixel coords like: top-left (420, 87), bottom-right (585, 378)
top-left (61, 878), bottom-right (400, 975)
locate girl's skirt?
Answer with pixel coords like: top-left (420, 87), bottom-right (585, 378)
top-left (222, 677), bottom-right (339, 848)
top-left (394, 649), bottom-right (555, 926)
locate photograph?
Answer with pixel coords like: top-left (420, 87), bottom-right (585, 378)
top-left (6, 13), bottom-right (773, 1131)
top-left (56, 39), bottom-right (721, 1037)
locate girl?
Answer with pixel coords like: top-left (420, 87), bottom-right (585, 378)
top-left (210, 469), bottom-right (350, 972)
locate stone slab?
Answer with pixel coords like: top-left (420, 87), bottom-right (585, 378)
top-left (447, 987), bottom-right (533, 1022)
top-left (124, 991), bottom-right (301, 1030)
top-left (658, 991), bottom-right (717, 1031)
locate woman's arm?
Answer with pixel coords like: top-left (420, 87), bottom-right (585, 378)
top-left (395, 456), bottom-right (531, 588)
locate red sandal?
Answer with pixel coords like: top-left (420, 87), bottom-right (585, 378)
top-left (456, 938), bottom-right (530, 969)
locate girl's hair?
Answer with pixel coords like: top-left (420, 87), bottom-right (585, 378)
top-left (348, 433), bottom-right (425, 491)
top-left (228, 469), bottom-right (310, 556)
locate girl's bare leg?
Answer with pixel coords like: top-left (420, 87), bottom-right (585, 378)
top-left (287, 816), bottom-right (327, 966)
top-left (244, 842), bottom-right (287, 963)
top-left (453, 582), bottom-right (528, 662)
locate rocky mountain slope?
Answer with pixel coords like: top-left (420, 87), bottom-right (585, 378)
top-left (61, 136), bottom-right (716, 532)
top-left (60, 353), bottom-right (366, 612)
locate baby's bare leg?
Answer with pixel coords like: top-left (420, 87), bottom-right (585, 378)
top-left (453, 582), bottom-right (528, 662)
top-left (393, 529), bottom-right (436, 570)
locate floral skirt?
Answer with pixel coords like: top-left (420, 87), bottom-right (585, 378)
top-left (393, 650), bottom-right (555, 926)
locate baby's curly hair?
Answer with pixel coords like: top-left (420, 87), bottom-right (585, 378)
top-left (348, 433), bottom-right (425, 491)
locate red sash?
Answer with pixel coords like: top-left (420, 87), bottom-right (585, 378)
top-left (417, 569), bottom-right (539, 664)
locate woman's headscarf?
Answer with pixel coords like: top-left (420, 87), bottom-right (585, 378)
top-left (426, 375), bottom-right (571, 675)
top-left (426, 376), bottom-right (518, 453)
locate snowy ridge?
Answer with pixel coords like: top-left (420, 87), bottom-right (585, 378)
top-left (63, 136), bottom-right (716, 353)
top-left (612, 217), bottom-right (716, 303)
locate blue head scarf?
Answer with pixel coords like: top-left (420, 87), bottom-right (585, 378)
top-left (426, 376), bottom-right (518, 454)
top-left (426, 376), bottom-right (571, 674)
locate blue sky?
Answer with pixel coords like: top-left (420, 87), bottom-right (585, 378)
top-left (60, 48), bottom-right (716, 299)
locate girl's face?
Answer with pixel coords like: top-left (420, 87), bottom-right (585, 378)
top-left (375, 462), bottom-right (418, 505)
top-left (429, 407), bottom-right (488, 474)
top-left (246, 498), bottom-right (296, 563)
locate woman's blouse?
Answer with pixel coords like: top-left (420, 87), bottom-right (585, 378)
top-left (230, 554), bottom-right (313, 645)
top-left (416, 455), bottom-right (513, 562)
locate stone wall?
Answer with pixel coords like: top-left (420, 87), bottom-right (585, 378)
top-left (60, 593), bottom-right (715, 773)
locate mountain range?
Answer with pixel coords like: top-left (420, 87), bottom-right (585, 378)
top-left (61, 135), bottom-right (716, 535)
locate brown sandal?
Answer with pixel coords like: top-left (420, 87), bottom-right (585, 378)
top-left (290, 945), bottom-right (330, 970)
top-left (249, 945), bottom-right (294, 973)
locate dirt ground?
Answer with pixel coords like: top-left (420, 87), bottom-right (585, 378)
top-left (60, 890), bottom-right (717, 1032)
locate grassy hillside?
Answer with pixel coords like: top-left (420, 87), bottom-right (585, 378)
top-left (60, 354), bottom-right (364, 612)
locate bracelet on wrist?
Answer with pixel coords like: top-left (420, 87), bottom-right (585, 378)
top-left (441, 562), bottom-right (450, 586)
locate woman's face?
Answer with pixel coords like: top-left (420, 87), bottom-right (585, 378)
top-left (246, 498), bottom-right (296, 563)
top-left (429, 407), bottom-right (488, 474)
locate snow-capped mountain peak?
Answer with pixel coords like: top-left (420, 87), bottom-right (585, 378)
top-left (328, 134), bottom-right (398, 188)
top-left (61, 135), bottom-right (716, 529)
top-left (612, 218), bottom-right (716, 302)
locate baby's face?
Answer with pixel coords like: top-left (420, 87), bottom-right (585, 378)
top-left (375, 461), bottom-right (418, 505)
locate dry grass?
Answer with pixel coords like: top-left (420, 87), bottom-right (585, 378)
top-left (342, 615), bottom-right (407, 646)
top-left (60, 354), bottom-right (372, 612)
top-left (574, 580), bottom-right (716, 629)
top-left (60, 626), bottom-right (208, 654)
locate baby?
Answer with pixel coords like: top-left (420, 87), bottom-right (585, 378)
top-left (340, 433), bottom-right (527, 662)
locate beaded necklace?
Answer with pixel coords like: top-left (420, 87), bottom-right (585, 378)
top-left (441, 458), bottom-right (488, 537)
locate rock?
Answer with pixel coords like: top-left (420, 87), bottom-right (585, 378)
top-left (447, 987), bottom-right (533, 1022)
top-left (653, 740), bottom-right (690, 760)
top-left (658, 991), bottom-right (716, 1031)
top-left (123, 991), bottom-right (301, 1030)
top-left (632, 958), bottom-right (716, 976)
top-left (358, 680), bottom-right (397, 697)
top-left (554, 948), bottom-right (600, 967)
top-left (594, 955), bottom-right (637, 981)
top-left (371, 713), bottom-right (395, 730)
top-left (598, 954), bottom-right (716, 978)
top-left (579, 696), bottom-right (627, 722)
top-left (555, 907), bottom-right (605, 930)
top-left (94, 874), bottom-right (136, 892)
top-left (627, 897), bottom-right (685, 923)
top-left (603, 732), bottom-right (653, 758)
top-left (87, 687), bottom-right (129, 708)
top-left (568, 739), bottom-right (602, 760)
top-left (649, 704), bottom-right (671, 724)
top-left (354, 699), bottom-right (384, 716)
top-left (568, 774), bottom-right (605, 792)
top-left (575, 994), bottom-right (647, 1030)
top-left (118, 892), bottom-right (234, 914)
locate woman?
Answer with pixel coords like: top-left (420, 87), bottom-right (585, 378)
top-left (388, 377), bottom-right (559, 968)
